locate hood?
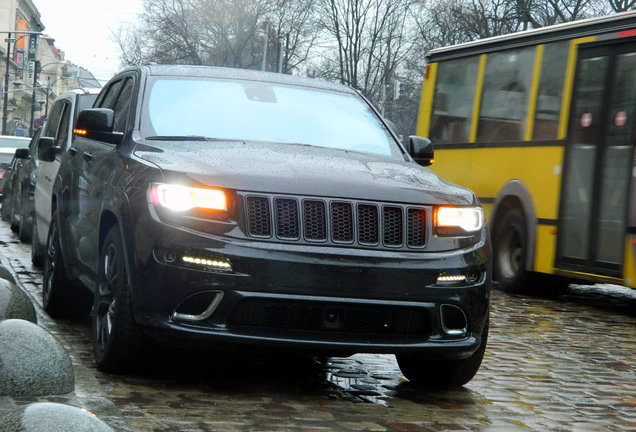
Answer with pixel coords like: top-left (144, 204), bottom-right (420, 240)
top-left (134, 141), bottom-right (475, 206)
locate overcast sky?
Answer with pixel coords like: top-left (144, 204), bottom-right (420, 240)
top-left (32, 0), bottom-right (143, 85)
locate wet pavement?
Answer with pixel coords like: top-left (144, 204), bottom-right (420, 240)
top-left (0, 220), bottom-right (635, 431)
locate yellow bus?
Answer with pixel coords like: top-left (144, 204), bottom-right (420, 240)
top-left (417, 12), bottom-right (636, 293)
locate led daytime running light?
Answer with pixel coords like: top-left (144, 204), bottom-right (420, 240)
top-left (437, 274), bottom-right (466, 283)
top-left (182, 256), bottom-right (232, 270)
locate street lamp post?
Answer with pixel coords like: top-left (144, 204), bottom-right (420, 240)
top-left (29, 60), bottom-right (39, 136)
top-left (0, 29), bottom-right (42, 136)
top-left (2, 33), bottom-right (14, 135)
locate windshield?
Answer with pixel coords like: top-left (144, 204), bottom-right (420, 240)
top-left (141, 78), bottom-right (399, 157)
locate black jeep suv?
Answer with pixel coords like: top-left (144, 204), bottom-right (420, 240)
top-left (40, 65), bottom-right (490, 386)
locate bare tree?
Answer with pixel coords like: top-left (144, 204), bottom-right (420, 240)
top-left (317, 0), bottom-right (417, 105)
top-left (267, 0), bottom-right (319, 73)
top-left (116, 0), bottom-right (319, 71)
top-left (605, 0), bottom-right (636, 11)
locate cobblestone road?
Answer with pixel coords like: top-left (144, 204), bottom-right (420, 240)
top-left (0, 220), bottom-right (635, 431)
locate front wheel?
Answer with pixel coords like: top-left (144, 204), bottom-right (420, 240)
top-left (31, 217), bottom-right (45, 267)
top-left (18, 189), bottom-right (32, 242)
top-left (1, 193), bottom-right (11, 221)
top-left (493, 208), bottom-right (530, 293)
top-left (397, 318), bottom-right (489, 388)
top-left (93, 225), bottom-right (141, 373)
top-left (42, 211), bottom-right (91, 318)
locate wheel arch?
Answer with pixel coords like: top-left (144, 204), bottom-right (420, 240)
top-left (98, 203), bottom-right (138, 308)
top-left (490, 180), bottom-right (537, 272)
top-left (99, 210), bottom-right (119, 255)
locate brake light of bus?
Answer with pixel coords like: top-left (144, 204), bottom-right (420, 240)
top-left (435, 206), bottom-right (484, 236)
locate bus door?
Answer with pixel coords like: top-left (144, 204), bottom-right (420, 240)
top-left (557, 42), bottom-right (636, 278)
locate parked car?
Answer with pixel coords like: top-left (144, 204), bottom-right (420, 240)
top-left (3, 127), bottom-right (43, 242)
top-left (0, 135), bottom-right (31, 212)
top-left (40, 65), bottom-right (491, 387)
top-left (31, 89), bottom-right (99, 265)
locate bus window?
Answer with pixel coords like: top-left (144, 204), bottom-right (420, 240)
top-left (477, 47), bottom-right (535, 142)
top-left (429, 56), bottom-right (479, 144)
top-left (533, 41), bottom-right (569, 140)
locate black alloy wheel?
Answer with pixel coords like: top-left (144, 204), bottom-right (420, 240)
top-left (1, 193), bottom-right (11, 221)
top-left (93, 225), bottom-right (140, 373)
top-left (9, 193), bottom-right (19, 232)
top-left (18, 188), bottom-right (32, 242)
top-left (31, 217), bottom-right (45, 267)
top-left (42, 211), bottom-right (90, 318)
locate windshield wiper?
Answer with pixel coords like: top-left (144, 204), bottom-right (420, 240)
top-left (146, 135), bottom-right (209, 141)
top-left (145, 135), bottom-right (245, 142)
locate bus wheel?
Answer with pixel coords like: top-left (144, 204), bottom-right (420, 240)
top-left (493, 208), bottom-right (529, 293)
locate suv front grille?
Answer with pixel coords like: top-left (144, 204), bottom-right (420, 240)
top-left (244, 194), bottom-right (427, 250)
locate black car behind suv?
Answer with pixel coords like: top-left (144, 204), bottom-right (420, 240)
top-left (40, 65), bottom-right (490, 387)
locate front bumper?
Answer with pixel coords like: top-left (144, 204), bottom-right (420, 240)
top-left (129, 218), bottom-right (491, 359)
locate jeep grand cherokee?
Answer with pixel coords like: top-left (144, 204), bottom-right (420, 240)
top-left (40, 65), bottom-right (490, 387)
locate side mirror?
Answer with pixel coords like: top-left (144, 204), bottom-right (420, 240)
top-left (37, 137), bottom-right (57, 162)
top-left (74, 108), bottom-right (123, 145)
top-left (407, 136), bottom-right (434, 166)
top-left (14, 148), bottom-right (30, 159)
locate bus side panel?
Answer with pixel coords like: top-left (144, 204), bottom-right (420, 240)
top-left (624, 238), bottom-right (636, 288)
top-left (434, 145), bottom-right (564, 274)
top-left (416, 62), bottom-right (438, 138)
top-left (428, 148), bottom-right (473, 197)
top-left (535, 224), bottom-right (558, 274)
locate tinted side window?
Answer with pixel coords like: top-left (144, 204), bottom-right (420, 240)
top-left (99, 80), bottom-right (124, 109)
top-left (43, 100), bottom-right (64, 138)
top-left (29, 128), bottom-right (42, 153)
top-left (55, 103), bottom-right (71, 149)
top-left (113, 78), bottom-right (134, 133)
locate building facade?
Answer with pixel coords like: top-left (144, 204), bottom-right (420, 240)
top-left (0, 0), bottom-right (101, 136)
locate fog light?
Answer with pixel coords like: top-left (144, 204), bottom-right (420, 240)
top-left (465, 271), bottom-right (480, 283)
top-left (182, 255), bottom-right (232, 271)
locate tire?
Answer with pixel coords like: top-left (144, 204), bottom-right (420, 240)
top-left (397, 317), bottom-right (489, 388)
top-left (31, 217), bottom-right (46, 267)
top-left (18, 189), bottom-right (32, 242)
top-left (493, 208), bottom-right (531, 293)
top-left (1, 194), bottom-right (11, 221)
top-left (9, 198), bottom-right (19, 232)
top-left (42, 211), bottom-right (91, 318)
top-left (93, 225), bottom-right (141, 373)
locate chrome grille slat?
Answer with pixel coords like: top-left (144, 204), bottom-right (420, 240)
top-left (244, 194), bottom-right (426, 250)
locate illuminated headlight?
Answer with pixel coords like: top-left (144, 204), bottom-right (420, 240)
top-left (435, 206), bottom-right (484, 236)
top-left (150, 183), bottom-right (227, 212)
